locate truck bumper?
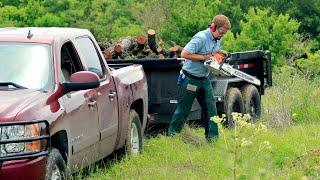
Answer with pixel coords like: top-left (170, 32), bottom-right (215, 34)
top-left (0, 157), bottom-right (46, 180)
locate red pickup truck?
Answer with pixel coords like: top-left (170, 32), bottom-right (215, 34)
top-left (0, 28), bottom-right (148, 179)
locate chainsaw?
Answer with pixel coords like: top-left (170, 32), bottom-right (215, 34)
top-left (178, 53), bottom-right (261, 86)
top-left (203, 53), bottom-right (261, 86)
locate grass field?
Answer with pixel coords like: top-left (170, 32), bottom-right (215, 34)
top-left (85, 72), bottom-right (320, 180)
top-left (85, 123), bottom-right (319, 179)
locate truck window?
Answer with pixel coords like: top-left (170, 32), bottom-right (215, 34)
top-left (60, 42), bottom-right (83, 82)
top-left (75, 37), bottom-right (105, 79)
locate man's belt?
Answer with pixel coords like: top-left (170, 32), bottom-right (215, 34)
top-left (182, 69), bottom-right (206, 80)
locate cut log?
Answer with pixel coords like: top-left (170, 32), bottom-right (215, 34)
top-left (172, 45), bottom-right (181, 52)
top-left (168, 50), bottom-right (175, 58)
top-left (169, 45), bottom-right (183, 58)
top-left (103, 49), bottom-right (112, 60)
top-left (158, 54), bottom-right (165, 59)
top-left (119, 36), bottom-right (135, 51)
top-left (159, 39), bottom-right (165, 47)
top-left (157, 47), bottom-right (163, 54)
top-left (157, 47), bottom-right (169, 57)
top-left (114, 44), bottom-right (123, 54)
top-left (112, 44), bottom-right (123, 59)
top-left (98, 32), bottom-right (185, 60)
top-left (137, 35), bottom-right (146, 50)
top-left (147, 29), bottom-right (158, 54)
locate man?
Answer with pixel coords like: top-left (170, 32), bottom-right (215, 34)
top-left (168, 14), bottom-right (231, 141)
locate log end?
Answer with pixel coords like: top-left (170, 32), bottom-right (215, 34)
top-left (103, 50), bottom-right (112, 60)
top-left (147, 29), bottom-right (156, 36)
top-left (157, 47), bottom-right (163, 54)
top-left (137, 35), bottom-right (146, 45)
top-left (158, 54), bottom-right (165, 59)
top-left (114, 44), bottom-right (123, 53)
top-left (172, 45), bottom-right (181, 52)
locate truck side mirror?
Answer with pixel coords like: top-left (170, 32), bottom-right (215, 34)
top-left (63, 71), bottom-right (100, 93)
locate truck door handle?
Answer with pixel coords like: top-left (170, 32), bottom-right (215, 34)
top-left (108, 92), bottom-right (116, 98)
top-left (88, 100), bottom-right (97, 107)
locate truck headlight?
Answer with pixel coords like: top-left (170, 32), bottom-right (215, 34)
top-left (0, 124), bottom-right (40, 154)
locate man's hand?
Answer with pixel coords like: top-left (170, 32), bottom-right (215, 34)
top-left (207, 53), bottom-right (226, 64)
top-left (218, 50), bottom-right (228, 57)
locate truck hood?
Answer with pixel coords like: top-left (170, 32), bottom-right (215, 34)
top-left (0, 89), bottom-right (42, 121)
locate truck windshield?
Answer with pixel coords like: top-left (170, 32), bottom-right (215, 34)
top-left (0, 42), bottom-right (53, 90)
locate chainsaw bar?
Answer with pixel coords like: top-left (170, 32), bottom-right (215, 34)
top-left (204, 59), bottom-right (261, 86)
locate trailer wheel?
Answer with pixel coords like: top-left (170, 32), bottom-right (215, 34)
top-left (241, 84), bottom-right (261, 122)
top-left (125, 110), bottom-right (143, 155)
top-left (45, 148), bottom-right (67, 180)
top-left (225, 88), bottom-right (244, 127)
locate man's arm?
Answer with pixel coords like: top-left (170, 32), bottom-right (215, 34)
top-left (181, 49), bottom-right (210, 62)
top-left (182, 34), bottom-right (211, 62)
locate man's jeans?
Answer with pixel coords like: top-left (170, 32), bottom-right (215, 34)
top-left (168, 75), bottom-right (219, 140)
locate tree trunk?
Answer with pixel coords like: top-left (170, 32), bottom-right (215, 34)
top-left (147, 29), bottom-right (158, 54)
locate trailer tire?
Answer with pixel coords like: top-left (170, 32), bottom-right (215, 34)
top-left (125, 110), bottom-right (143, 155)
top-left (225, 88), bottom-right (244, 127)
top-left (45, 148), bottom-right (67, 180)
top-left (241, 84), bottom-right (261, 122)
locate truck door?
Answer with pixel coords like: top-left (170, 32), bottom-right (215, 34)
top-left (59, 41), bottom-right (100, 167)
top-left (74, 37), bottom-right (119, 157)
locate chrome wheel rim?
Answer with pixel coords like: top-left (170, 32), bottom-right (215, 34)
top-left (130, 122), bottom-right (140, 154)
top-left (51, 165), bottom-right (61, 180)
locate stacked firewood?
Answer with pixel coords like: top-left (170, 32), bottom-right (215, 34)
top-left (98, 29), bottom-right (183, 60)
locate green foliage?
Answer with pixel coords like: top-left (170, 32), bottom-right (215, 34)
top-left (34, 13), bottom-right (66, 27)
top-left (297, 50), bottom-right (320, 77)
top-left (0, 5), bottom-right (22, 27)
top-left (223, 8), bottom-right (300, 66)
top-left (132, 0), bottom-right (218, 45)
top-left (0, 0), bottom-right (143, 40)
top-left (227, 0), bottom-right (320, 48)
top-left (111, 18), bottom-right (144, 40)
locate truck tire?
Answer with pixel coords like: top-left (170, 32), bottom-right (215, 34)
top-left (225, 87), bottom-right (244, 127)
top-left (45, 148), bottom-right (67, 180)
top-left (125, 110), bottom-right (143, 155)
top-left (241, 84), bottom-right (261, 122)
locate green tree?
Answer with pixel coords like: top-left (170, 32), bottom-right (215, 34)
top-left (227, 0), bottom-right (320, 49)
top-left (223, 8), bottom-right (300, 66)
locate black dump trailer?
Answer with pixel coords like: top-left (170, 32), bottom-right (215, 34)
top-left (108, 50), bottom-right (272, 126)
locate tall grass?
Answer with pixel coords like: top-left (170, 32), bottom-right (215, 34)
top-left (87, 72), bottom-right (320, 179)
top-left (262, 69), bottom-right (320, 127)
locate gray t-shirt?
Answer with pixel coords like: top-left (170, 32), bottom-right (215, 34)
top-left (182, 28), bottom-right (222, 77)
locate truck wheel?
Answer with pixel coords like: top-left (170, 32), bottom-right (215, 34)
top-left (125, 110), bottom-right (143, 155)
top-left (241, 84), bottom-right (261, 122)
top-left (225, 88), bottom-right (244, 127)
top-left (45, 148), bottom-right (67, 180)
